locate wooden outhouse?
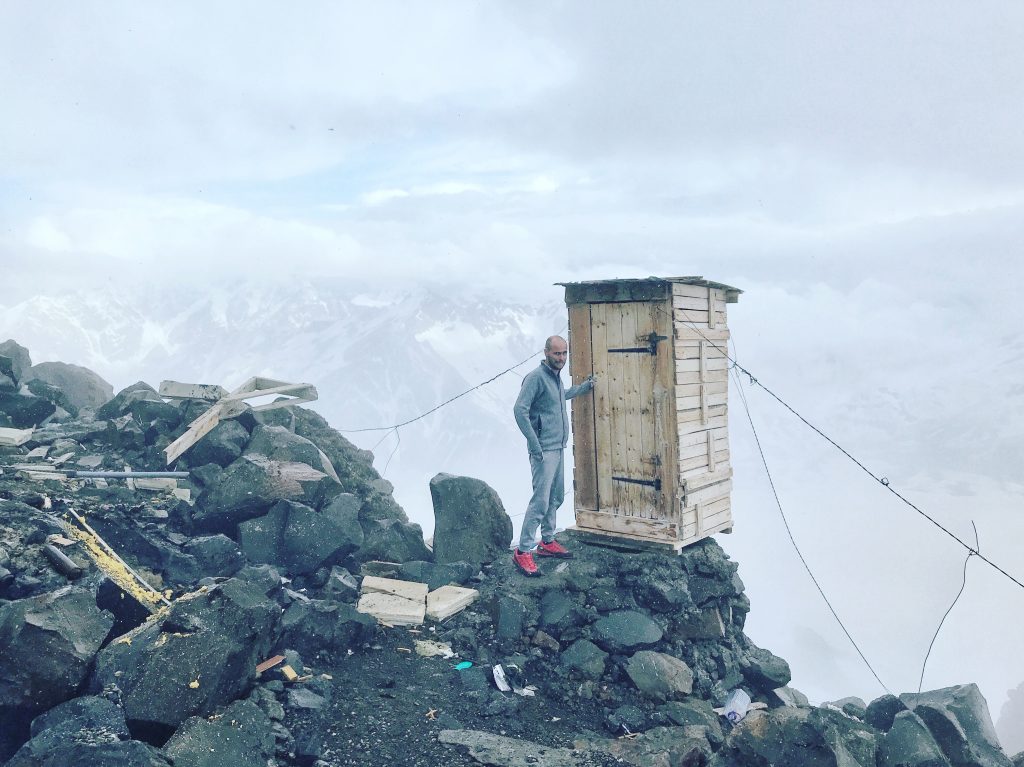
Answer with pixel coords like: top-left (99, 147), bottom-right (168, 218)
top-left (561, 277), bottom-right (742, 551)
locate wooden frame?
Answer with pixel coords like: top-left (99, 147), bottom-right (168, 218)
top-left (562, 277), bottom-right (741, 551)
top-left (163, 377), bottom-right (318, 465)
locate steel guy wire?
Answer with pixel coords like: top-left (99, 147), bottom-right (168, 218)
top-left (663, 302), bottom-right (1023, 592)
top-left (917, 521), bottom-right (979, 695)
top-left (728, 357), bottom-right (892, 694)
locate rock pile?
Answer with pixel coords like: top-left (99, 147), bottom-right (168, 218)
top-left (0, 339), bottom-right (1018, 767)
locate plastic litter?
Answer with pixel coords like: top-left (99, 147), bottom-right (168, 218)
top-left (492, 664), bottom-right (512, 692)
top-left (454, 661), bottom-right (473, 670)
top-left (723, 688), bottom-right (751, 723)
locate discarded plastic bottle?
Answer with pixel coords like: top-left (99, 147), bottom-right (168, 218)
top-left (723, 688), bottom-right (751, 723)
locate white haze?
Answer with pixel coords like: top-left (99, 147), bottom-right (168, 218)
top-left (2, 0), bottom-right (1024, 743)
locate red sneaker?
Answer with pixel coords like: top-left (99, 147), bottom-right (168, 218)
top-left (512, 548), bottom-right (541, 576)
top-left (536, 540), bottom-right (573, 558)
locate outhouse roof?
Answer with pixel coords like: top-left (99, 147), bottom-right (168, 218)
top-left (558, 276), bottom-right (743, 305)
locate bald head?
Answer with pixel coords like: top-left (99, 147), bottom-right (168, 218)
top-left (544, 335), bottom-right (568, 371)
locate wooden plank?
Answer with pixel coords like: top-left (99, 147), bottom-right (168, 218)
top-left (672, 283), bottom-right (712, 300)
top-left (676, 391), bottom-right (728, 411)
top-left (676, 340), bottom-right (729, 359)
top-left (652, 297), bottom-right (679, 521)
top-left (576, 509), bottom-right (678, 540)
top-left (164, 399), bottom-right (231, 465)
top-left (361, 576), bottom-right (429, 601)
top-left (677, 369), bottom-right (729, 386)
top-left (676, 357), bottom-right (729, 373)
top-left (679, 435), bottom-right (729, 461)
top-left (570, 527), bottom-right (686, 554)
top-left (680, 499), bottom-right (731, 528)
top-left (0, 427), bottom-right (33, 447)
top-left (674, 328), bottom-right (730, 343)
top-left (637, 302), bottom-right (659, 518)
top-left (672, 295), bottom-right (724, 312)
top-left (680, 467), bottom-right (733, 492)
top-left (619, 303), bottom-right (643, 517)
top-left (605, 305), bottom-right (629, 516)
top-left (679, 413), bottom-right (729, 430)
top-left (356, 592), bottom-right (425, 626)
top-left (158, 381), bottom-right (228, 401)
top-left (676, 381), bottom-right (728, 398)
top-left (568, 303), bottom-right (598, 512)
top-left (590, 302), bottom-right (613, 513)
top-left (680, 449), bottom-right (730, 472)
top-left (426, 585), bottom-right (479, 621)
top-left (681, 460), bottom-right (731, 481)
top-left (678, 426), bottom-right (728, 448)
top-left (680, 515), bottom-right (734, 544)
top-left (682, 480), bottom-right (733, 508)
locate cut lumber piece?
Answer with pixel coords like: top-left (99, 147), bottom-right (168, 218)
top-left (256, 655), bottom-right (285, 674)
top-left (25, 446), bottom-right (49, 460)
top-left (426, 585), bottom-right (478, 621)
top-left (133, 477), bottom-right (178, 492)
top-left (0, 427), bottom-right (33, 447)
top-left (361, 576), bottom-right (429, 601)
top-left (158, 381), bottom-right (229, 401)
top-left (357, 592), bottom-right (426, 626)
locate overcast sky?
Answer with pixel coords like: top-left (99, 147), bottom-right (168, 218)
top-left (4, 1), bottom-right (1024, 720)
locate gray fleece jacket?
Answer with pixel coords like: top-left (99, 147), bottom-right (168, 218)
top-left (514, 362), bottom-right (594, 454)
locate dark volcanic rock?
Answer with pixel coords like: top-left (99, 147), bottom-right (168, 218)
top-left (592, 609), bottom-right (663, 653)
top-left (5, 695), bottom-right (142, 767)
top-left (624, 650), bottom-right (694, 701)
top-left (714, 706), bottom-right (879, 767)
top-left (0, 392), bottom-right (56, 428)
top-left (559, 639), bottom-right (608, 680)
top-left (880, 710), bottom-right (950, 767)
top-left (238, 495), bottom-right (363, 575)
top-left (0, 340), bottom-right (32, 384)
top-left (6, 739), bottom-right (172, 767)
top-left (0, 586), bottom-right (114, 711)
top-left (868, 694), bottom-right (909, 732)
top-left (96, 381), bottom-right (162, 421)
top-left (901, 684), bottom-right (1011, 767)
top-left (182, 534), bottom-right (244, 578)
top-left (194, 454), bottom-right (341, 533)
top-left (429, 473), bottom-right (513, 568)
top-left (244, 423), bottom-right (339, 480)
top-left (357, 515), bottom-right (431, 563)
top-left (188, 419), bottom-right (250, 467)
top-left (91, 578), bottom-right (281, 734)
top-left (163, 699), bottom-right (275, 767)
top-left (277, 598), bottom-right (376, 660)
top-left (25, 378), bottom-right (78, 417)
top-left (26, 361), bottom-right (114, 412)
top-left (740, 642), bottom-right (792, 691)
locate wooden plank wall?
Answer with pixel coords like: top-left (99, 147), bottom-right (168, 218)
top-left (568, 303), bottom-right (598, 512)
top-left (672, 283), bottom-right (734, 546)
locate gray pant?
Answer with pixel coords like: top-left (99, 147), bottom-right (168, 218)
top-left (519, 449), bottom-right (564, 551)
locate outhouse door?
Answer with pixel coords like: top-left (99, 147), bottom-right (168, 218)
top-left (568, 299), bottom-right (678, 527)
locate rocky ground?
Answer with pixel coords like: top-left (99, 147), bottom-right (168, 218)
top-left (0, 337), bottom-right (1021, 767)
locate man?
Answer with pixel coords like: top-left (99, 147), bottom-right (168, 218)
top-left (512, 335), bottom-right (595, 576)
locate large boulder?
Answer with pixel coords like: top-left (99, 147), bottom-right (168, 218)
top-left (0, 340), bottom-right (32, 384)
top-left (25, 378), bottom-right (78, 417)
top-left (91, 578), bottom-right (281, 735)
top-left (188, 419), bottom-right (250, 467)
top-left (880, 710), bottom-right (951, 767)
top-left (163, 699), bottom-right (275, 767)
top-left (194, 454), bottom-right (341, 533)
top-left (276, 598), bottom-right (376, 661)
top-left (713, 706), bottom-right (879, 767)
top-left (0, 392), bottom-right (56, 428)
top-left (96, 381), bottom-right (162, 421)
top-left (624, 650), bottom-right (694, 701)
top-left (740, 642), bottom-right (792, 691)
top-left (0, 586), bottom-right (114, 712)
top-left (244, 424), bottom-right (340, 481)
top-left (429, 473), bottom-right (513, 568)
top-left (591, 609), bottom-right (663, 654)
top-left (25, 361), bottom-right (113, 412)
top-left (357, 515), bottom-right (432, 563)
top-left (238, 495), bottom-right (363, 575)
top-left (901, 684), bottom-right (1012, 767)
top-left (560, 639), bottom-right (609, 680)
top-left (2, 695), bottom-right (170, 767)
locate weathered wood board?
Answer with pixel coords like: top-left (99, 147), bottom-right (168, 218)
top-left (426, 585), bottom-right (478, 621)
